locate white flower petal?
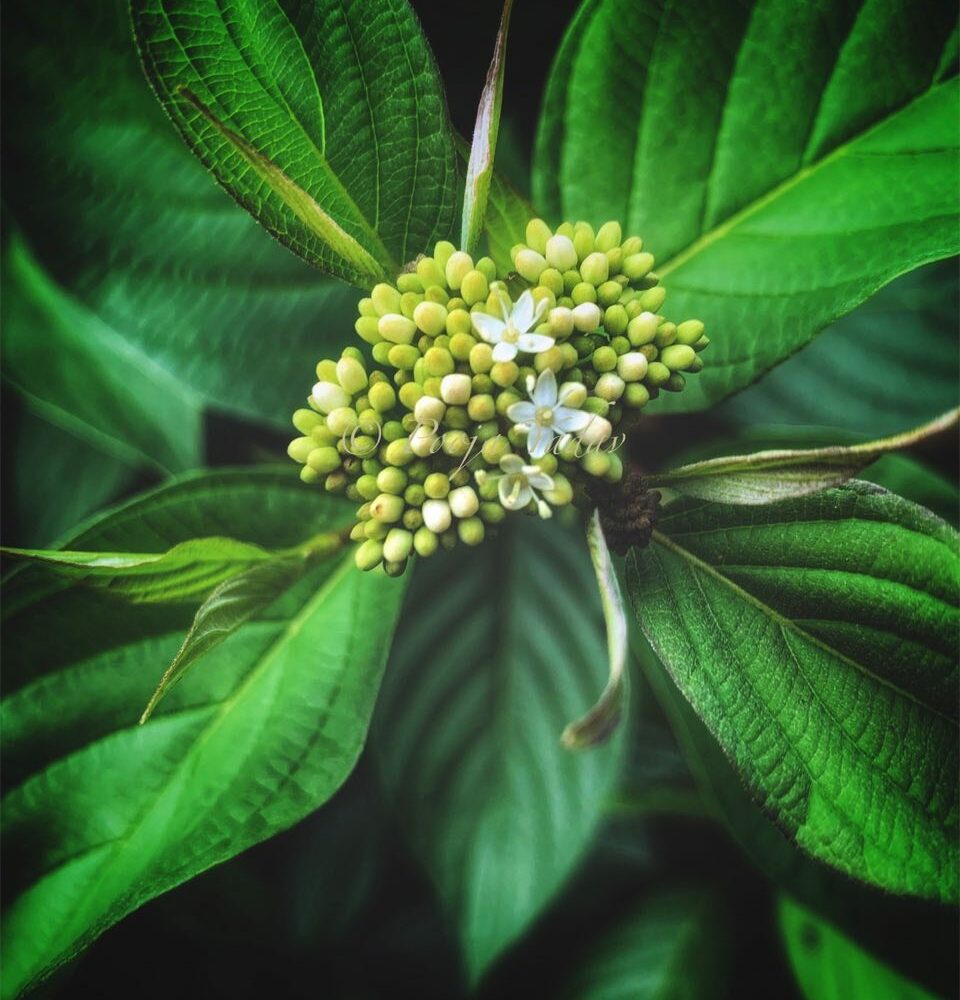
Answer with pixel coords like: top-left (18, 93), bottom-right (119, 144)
top-left (472, 311), bottom-right (505, 344)
top-left (553, 407), bottom-right (592, 433)
top-left (526, 470), bottom-right (555, 491)
top-left (499, 475), bottom-right (533, 511)
top-left (511, 289), bottom-right (536, 332)
top-left (527, 424), bottom-right (554, 459)
top-left (492, 340), bottom-right (518, 362)
top-left (499, 454), bottom-right (525, 474)
top-left (517, 333), bottom-right (556, 355)
top-left (507, 401), bottom-right (537, 424)
top-left (532, 368), bottom-right (558, 407)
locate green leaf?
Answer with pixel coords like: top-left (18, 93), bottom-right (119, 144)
top-left (2, 538), bottom-right (273, 604)
top-left (562, 510), bottom-right (628, 749)
top-left (2, 238), bottom-right (201, 474)
top-left (534, 0), bottom-right (959, 410)
top-left (650, 410), bottom-right (958, 504)
top-left (1, 469), bottom-right (406, 996)
top-left (565, 891), bottom-right (726, 1000)
top-left (372, 516), bottom-right (624, 981)
top-left (779, 896), bottom-right (938, 1000)
top-left (626, 483), bottom-right (959, 901)
top-left (131, 0), bottom-right (459, 283)
top-left (461, 0), bottom-right (514, 255)
top-left (3, 0), bottom-right (361, 430)
top-left (717, 261), bottom-right (960, 436)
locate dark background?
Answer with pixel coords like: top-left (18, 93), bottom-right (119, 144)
top-left (4, 1), bottom-right (958, 998)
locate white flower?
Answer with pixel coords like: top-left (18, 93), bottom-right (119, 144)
top-left (477, 455), bottom-right (556, 519)
top-left (506, 369), bottom-right (592, 459)
top-left (471, 289), bottom-right (554, 362)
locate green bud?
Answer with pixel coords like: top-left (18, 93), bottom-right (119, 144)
top-left (482, 435), bottom-right (511, 465)
top-left (383, 558), bottom-right (407, 578)
top-left (545, 234), bottom-right (578, 272)
top-left (383, 420), bottom-right (406, 441)
top-left (368, 381), bottom-right (397, 413)
top-left (623, 252), bottom-right (655, 281)
top-left (495, 389), bottom-right (521, 416)
top-left (460, 270), bottom-right (489, 307)
top-left (299, 465), bottom-right (322, 485)
top-left (326, 406), bottom-right (359, 437)
top-left (383, 528), bottom-right (414, 563)
top-left (539, 267), bottom-right (565, 297)
top-left (606, 246), bottom-right (624, 274)
top-left (424, 472), bottom-right (450, 499)
top-left (358, 297), bottom-right (377, 317)
top-left (377, 467), bottom-right (408, 495)
top-left (400, 291), bottom-right (423, 319)
top-left (597, 280), bottom-right (623, 307)
top-left (654, 322), bottom-right (677, 348)
top-left (440, 373), bottom-right (472, 405)
top-left (413, 301), bottom-right (448, 337)
top-left (467, 393), bottom-right (496, 422)
top-left (413, 526), bottom-right (439, 558)
top-left (445, 251), bottom-right (474, 290)
top-left (470, 342), bottom-right (494, 374)
top-left (371, 283), bottom-right (402, 316)
top-left (292, 408), bottom-right (322, 435)
top-left (545, 306), bottom-right (573, 339)
top-left (402, 508), bottom-right (423, 531)
top-left (581, 450), bottom-right (611, 478)
top-left (676, 319), bottom-right (705, 346)
top-left (572, 302), bottom-right (602, 333)
top-left (694, 335), bottom-right (710, 352)
top-left (515, 248), bottom-right (548, 284)
top-left (363, 518), bottom-right (388, 540)
top-left (356, 474), bottom-right (380, 500)
top-left (287, 436), bottom-right (314, 464)
top-left (571, 281), bottom-right (598, 305)
top-left (354, 316), bottom-right (382, 345)
top-left (525, 218), bottom-right (552, 254)
top-left (665, 373), bottom-right (686, 392)
top-left (370, 493), bottom-right (405, 523)
top-left (378, 313), bottom-right (417, 345)
top-left (572, 225), bottom-right (594, 260)
top-left (592, 346), bottom-right (618, 373)
top-left (583, 396), bottom-right (610, 417)
top-left (449, 332), bottom-right (476, 362)
top-left (404, 482), bottom-right (425, 506)
top-left (476, 256), bottom-right (497, 282)
top-left (544, 473), bottom-right (574, 506)
top-left (645, 361), bottom-right (671, 387)
top-left (603, 304), bottom-right (629, 337)
top-left (580, 251), bottom-right (609, 286)
top-left (386, 345), bottom-right (418, 372)
top-left (355, 538), bottom-right (384, 571)
top-left (623, 382), bottom-right (650, 408)
top-left (479, 501), bottom-right (506, 525)
top-left (605, 451), bottom-right (624, 483)
top-left (478, 476), bottom-right (499, 501)
top-left (384, 438), bottom-right (415, 466)
top-left (660, 344), bottom-right (696, 370)
top-left (444, 309), bottom-right (471, 339)
top-left (596, 372), bottom-right (625, 401)
top-left (422, 376), bottom-right (442, 398)
top-left (371, 341), bottom-right (393, 365)
top-left (491, 360), bottom-right (520, 388)
top-left (307, 446), bottom-right (342, 475)
top-left (595, 221), bottom-right (622, 252)
top-left (442, 430), bottom-right (472, 457)
top-left (433, 240), bottom-right (456, 272)
top-left (416, 256), bottom-right (446, 289)
top-left (618, 351), bottom-right (649, 381)
top-left (561, 269), bottom-right (581, 295)
top-left (458, 517), bottom-right (485, 547)
top-left (349, 522), bottom-right (367, 542)
top-left (687, 354), bottom-right (704, 373)
top-left (640, 286), bottom-right (667, 312)
top-left (627, 311), bottom-right (659, 346)
top-left (423, 346), bottom-right (455, 378)
top-left (395, 276), bottom-right (422, 297)
top-left (445, 405), bottom-right (471, 430)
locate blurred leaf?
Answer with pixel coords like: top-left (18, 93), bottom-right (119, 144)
top-left (2, 538), bottom-right (272, 603)
top-left (373, 516), bottom-right (624, 982)
top-left (3, 0), bottom-right (360, 430)
top-left (626, 482), bottom-right (959, 901)
top-left (461, 0), bottom-right (513, 255)
top-left (131, 0), bottom-right (459, 283)
top-left (717, 261), bottom-right (960, 435)
top-left (2, 238), bottom-right (201, 474)
top-left (650, 410), bottom-right (958, 504)
top-left (1, 469), bottom-right (406, 996)
top-left (779, 896), bottom-right (938, 1000)
top-left (534, 0), bottom-right (959, 411)
top-left (565, 890), bottom-right (726, 1000)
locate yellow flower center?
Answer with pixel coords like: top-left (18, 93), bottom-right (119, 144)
top-left (535, 407), bottom-right (554, 426)
top-left (503, 324), bottom-right (520, 344)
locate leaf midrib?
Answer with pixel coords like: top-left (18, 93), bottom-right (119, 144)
top-left (657, 77), bottom-right (957, 279)
top-left (650, 529), bottom-right (958, 729)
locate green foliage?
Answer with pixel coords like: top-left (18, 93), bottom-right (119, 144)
top-left (779, 896), bottom-right (938, 1000)
top-left (2, 0), bottom-right (361, 430)
top-left (131, 0), bottom-right (459, 284)
top-left (565, 891), bottom-right (726, 999)
top-left (627, 482), bottom-right (959, 902)
top-left (373, 516), bottom-right (624, 981)
top-left (1, 470), bottom-right (405, 996)
top-left (535, 0), bottom-right (959, 410)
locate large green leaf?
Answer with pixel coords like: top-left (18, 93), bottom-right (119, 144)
top-left (534, 0), bottom-right (959, 411)
top-left (717, 261), bottom-right (960, 435)
top-left (565, 891), bottom-right (726, 1000)
top-left (626, 482), bottom-right (959, 901)
top-left (2, 239), bottom-right (201, 474)
top-left (779, 896), bottom-right (938, 1000)
top-left (131, 0), bottom-right (459, 283)
top-left (1, 469), bottom-right (406, 996)
top-left (373, 515), bottom-right (624, 981)
top-left (2, 0), bottom-right (360, 430)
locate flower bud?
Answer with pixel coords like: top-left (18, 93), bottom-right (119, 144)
top-left (459, 270), bottom-right (489, 307)
top-left (377, 313), bottom-right (418, 345)
top-left (603, 304), bottom-right (629, 337)
top-left (449, 332), bottom-right (476, 361)
top-left (355, 538), bottom-right (384, 571)
top-left (597, 280), bottom-right (622, 307)
top-left (457, 516), bottom-right (485, 546)
top-left (573, 225), bottom-right (594, 260)
top-left (446, 308), bottom-right (473, 338)
top-left (544, 306), bottom-right (574, 339)
top-left (440, 373), bottom-right (472, 405)
top-left (371, 493), bottom-right (405, 523)
top-left (645, 361), bottom-right (671, 387)
top-left (413, 526), bottom-right (439, 557)
top-left (579, 415), bottom-right (613, 447)
top-left (354, 316), bottom-right (382, 344)
top-left (396, 273), bottom-right (423, 294)
top-left (571, 281), bottom-right (597, 305)
top-left (676, 319), bottom-right (705, 345)
top-left (422, 498), bottom-right (452, 533)
top-left (414, 395), bottom-right (446, 425)
top-left (442, 430), bottom-right (472, 457)
top-left (383, 558), bottom-right (407, 578)
top-left (544, 473), bottom-right (574, 506)
top-left (514, 248), bottom-right (548, 284)
top-left (572, 302), bottom-right (602, 333)
top-left (627, 311), bottom-right (659, 346)
top-left (368, 382), bottom-right (397, 413)
top-left (445, 251), bottom-right (474, 290)
top-left (491, 360), bottom-right (520, 388)
top-left (413, 301), bottom-right (448, 337)
top-left (623, 252), bottom-right (655, 281)
top-left (383, 528), bottom-right (414, 563)
top-left (580, 251), bottom-right (609, 286)
top-left (377, 467), bottom-right (408, 495)
top-left (448, 485), bottom-right (480, 519)
top-left (467, 393), bottom-right (496, 422)
top-left (525, 218), bottom-right (552, 254)
top-left (313, 379), bottom-right (354, 414)
top-left (292, 408), bottom-right (322, 435)
top-left (287, 436), bottom-right (314, 464)
top-left (545, 234), bottom-right (578, 272)
top-left (385, 438), bottom-right (415, 466)
top-left (623, 382), bottom-right (650, 408)
top-left (423, 346), bottom-right (455, 377)
top-left (364, 517), bottom-right (388, 540)
top-left (640, 286), bottom-right (666, 312)
top-left (660, 344), bottom-right (696, 370)
top-left (324, 406), bottom-right (356, 437)
top-left (415, 257), bottom-right (444, 289)
top-left (335, 356), bottom-right (367, 396)
top-left (481, 435), bottom-right (511, 465)
top-left (595, 221), bottom-right (622, 252)
top-left (410, 425), bottom-right (440, 457)
top-left (591, 346), bottom-right (618, 373)
top-left (596, 372), bottom-right (625, 401)
top-left (617, 351), bottom-right (649, 381)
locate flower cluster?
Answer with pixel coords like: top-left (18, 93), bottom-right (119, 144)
top-left (287, 218), bottom-right (707, 574)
